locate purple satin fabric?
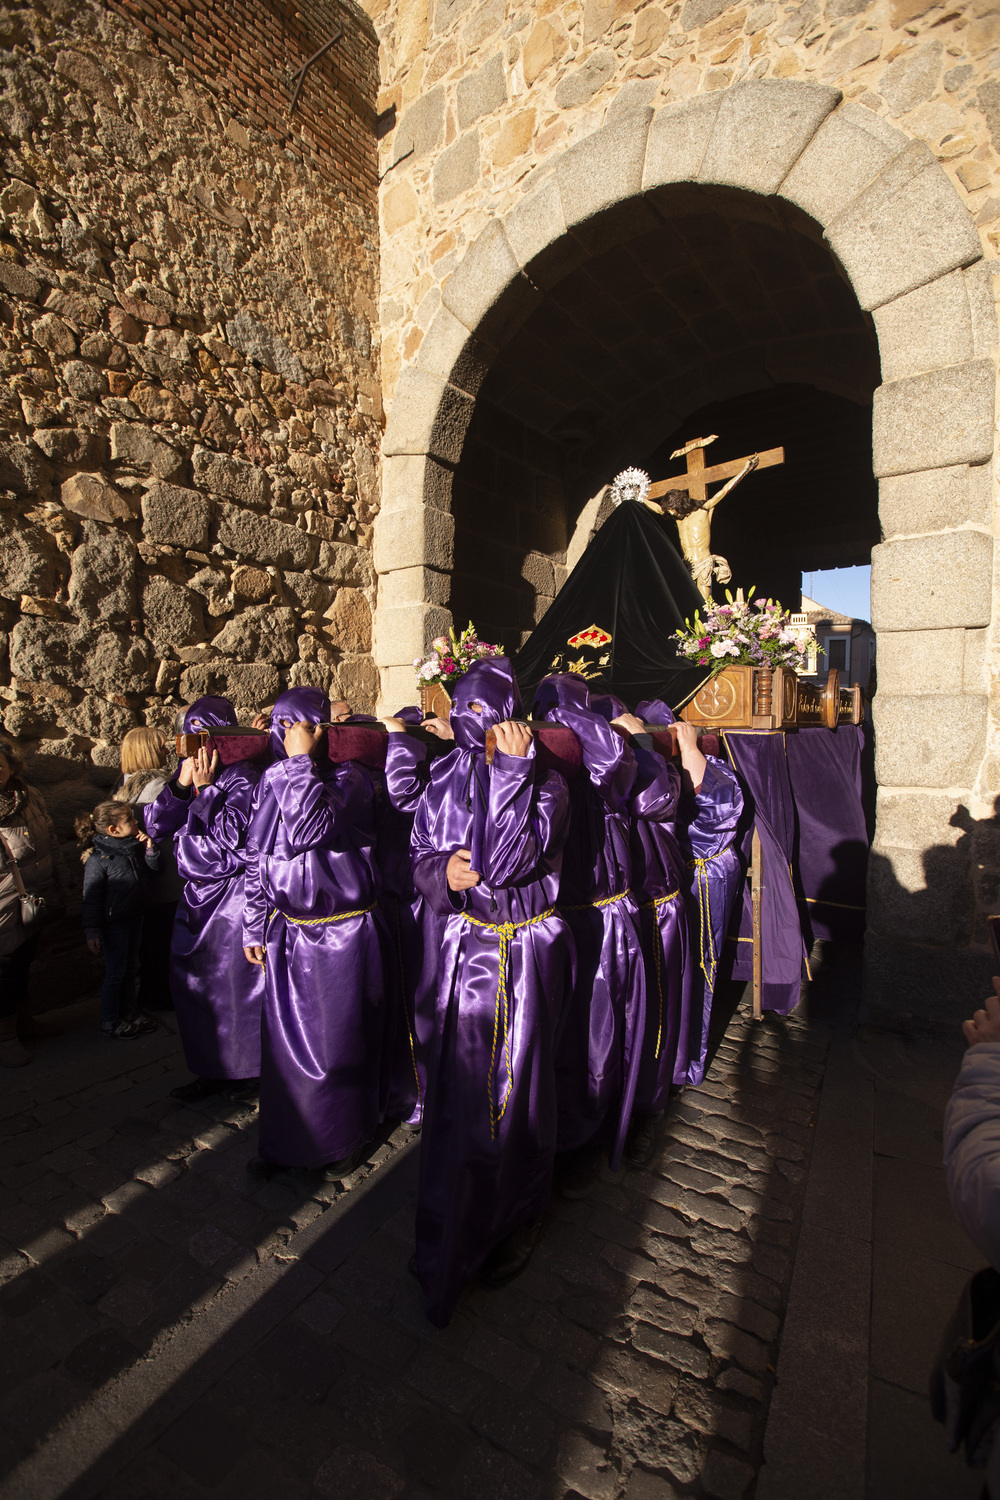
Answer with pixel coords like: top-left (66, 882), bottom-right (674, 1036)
top-left (147, 766), bottom-right (265, 1079)
top-left (381, 733), bottom-right (443, 1127)
top-left (534, 674), bottom-right (644, 1170)
top-left (411, 657), bottom-right (574, 1327)
top-left (722, 731), bottom-right (807, 1019)
top-left (244, 693), bottom-right (389, 1169)
top-left (784, 725), bottom-right (868, 944)
top-left (145, 696), bottom-right (264, 1079)
top-left (676, 756), bottom-right (744, 1083)
top-left (627, 747), bottom-right (692, 1114)
top-left (268, 684), bottom-right (328, 760)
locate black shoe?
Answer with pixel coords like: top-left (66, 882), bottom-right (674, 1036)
top-left (480, 1219), bottom-right (543, 1289)
top-left (556, 1144), bottom-right (604, 1200)
top-left (319, 1145), bottom-right (365, 1182)
top-left (171, 1077), bottom-right (227, 1102)
top-left (101, 1019), bottom-right (142, 1040)
top-left (624, 1115), bottom-right (657, 1168)
top-left (122, 1012), bottom-right (157, 1035)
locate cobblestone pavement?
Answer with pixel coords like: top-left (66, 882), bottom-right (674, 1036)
top-left (0, 990), bottom-right (833, 1500)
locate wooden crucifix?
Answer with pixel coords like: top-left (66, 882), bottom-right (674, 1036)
top-left (646, 435), bottom-right (785, 602)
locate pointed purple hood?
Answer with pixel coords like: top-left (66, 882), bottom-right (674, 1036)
top-left (590, 693), bottom-right (628, 724)
top-left (450, 657), bottom-right (521, 753)
top-left (184, 696), bottom-right (238, 733)
top-left (270, 686), bottom-right (330, 760)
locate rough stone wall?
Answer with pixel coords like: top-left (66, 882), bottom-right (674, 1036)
top-left (368, 0), bottom-right (999, 396)
top-left (0, 0), bottom-right (381, 861)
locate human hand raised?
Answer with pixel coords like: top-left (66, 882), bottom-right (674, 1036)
top-left (381, 717), bottom-right (407, 734)
top-left (284, 722), bottom-right (324, 758)
top-left (422, 715), bottom-right (454, 741)
top-left (178, 756), bottom-right (196, 788)
top-left (447, 848), bottom-right (480, 891)
top-left (251, 711), bottom-right (271, 732)
top-left (492, 721), bottom-right (532, 758)
top-left (192, 746), bottom-right (219, 788)
top-left (611, 713), bottom-right (645, 738)
top-left (964, 979), bottom-right (1000, 1048)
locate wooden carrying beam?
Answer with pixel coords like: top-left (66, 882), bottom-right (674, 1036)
top-left (175, 722), bottom-right (450, 771)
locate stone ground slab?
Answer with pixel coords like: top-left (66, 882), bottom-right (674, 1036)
top-left (0, 967), bottom-right (983, 1499)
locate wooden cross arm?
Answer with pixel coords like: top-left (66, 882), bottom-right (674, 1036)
top-left (648, 445), bottom-right (785, 500)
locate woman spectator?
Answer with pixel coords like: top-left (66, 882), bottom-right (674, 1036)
top-left (0, 735), bottom-right (68, 1067)
top-left (115, 727), bottom-right (183, 1011)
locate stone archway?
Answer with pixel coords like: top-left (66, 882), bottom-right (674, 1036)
top-left (374, 79), bottom-right (999, 1015)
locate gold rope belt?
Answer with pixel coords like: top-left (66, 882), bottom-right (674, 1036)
top-left (271, 901), bottom-right (376, 927)
top-left (639, 889), bottom-right (680, 1058)
top-left (559, 887), bottom-right (631, 912)
top-left (687, 852), bottom-right (730, 989)
top-left (461, 906), bottom-right (557, 1138)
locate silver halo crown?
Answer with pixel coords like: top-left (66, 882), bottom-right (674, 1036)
top-left (609, 467), bottom-right (651, 507)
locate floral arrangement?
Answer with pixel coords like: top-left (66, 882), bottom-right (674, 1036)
top-left (672, 590), bottom-right (815, 674)
top-left (414, 622), bottom-right (503, 687)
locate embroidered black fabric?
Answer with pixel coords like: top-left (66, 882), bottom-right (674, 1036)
top-left (514, 501), bottom-right (707, 711)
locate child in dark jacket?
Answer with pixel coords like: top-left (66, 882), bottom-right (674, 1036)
top-left (79, 801), bottom-right (162, 1039)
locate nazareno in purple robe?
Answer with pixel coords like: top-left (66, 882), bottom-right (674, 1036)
top-left (534, 674), bottom-right (645, 1171)
top-left (379, 706), bottom-right (443, 1127)
top-left (411, 657), bottom-right (574, 1327)
top-left (145, 696), bottom-right (265, 1081)
top-left (592, 695), bottom-right (689, 1117)
top-left (636, 699), bottom-right (743, 1087)
top-left (243, 686), bottom-right (390, 1169)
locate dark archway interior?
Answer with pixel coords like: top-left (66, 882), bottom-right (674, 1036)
top-left (448, 184), bottom-right (881, 655)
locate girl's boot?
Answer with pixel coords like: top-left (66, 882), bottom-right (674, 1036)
top-left (0, 1016), bottom-right (30, 1068)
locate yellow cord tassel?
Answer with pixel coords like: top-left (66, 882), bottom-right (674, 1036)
top-left (640, 889), bottom-right (680, 1058)
top-left (461, 907), bottom-right (557, 1137)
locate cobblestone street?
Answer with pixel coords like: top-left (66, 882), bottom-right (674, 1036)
top-left (0, 981), bottom-right (846, 1500)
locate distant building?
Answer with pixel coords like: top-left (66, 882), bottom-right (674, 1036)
top-left (790, 595), bottom-right (876, 690)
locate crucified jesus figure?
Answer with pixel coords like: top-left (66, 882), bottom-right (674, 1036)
top-left (657, 453), bottom-right (759, 602)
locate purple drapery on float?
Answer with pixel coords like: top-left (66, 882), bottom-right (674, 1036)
top-left (244, 686), bottom-right (389, 1169)
top-left (145, 696), bottom-right (264, 1080)
top-left (411, 658), bottom-right (574, 1327)
top-left (784, 725), bottom-right (868, 945)
top-left (636, 697), bottom-right (743, 1087)
top-left (534, 674), bottom-right (644, 1170)
top-left (722, 731), bottom-right (807, 1017)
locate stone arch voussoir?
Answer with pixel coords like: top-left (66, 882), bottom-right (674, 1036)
top-left (377, 78), bottom-right (996, 729)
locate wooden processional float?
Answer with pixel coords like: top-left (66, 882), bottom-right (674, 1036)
top-left (177, 665), bottom-right (862, 770)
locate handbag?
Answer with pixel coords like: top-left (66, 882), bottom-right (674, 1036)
top-left (0, 829), bottom-right (61, 932)
top-left (930, 1265), bottom-right (1000, 1466)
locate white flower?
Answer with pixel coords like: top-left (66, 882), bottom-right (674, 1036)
top-left (710, 639), bottom-right (739, 658)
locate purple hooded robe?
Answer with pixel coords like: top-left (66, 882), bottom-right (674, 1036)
top-left (411, 658), bottom-right (573, 1327)
top-left (592, 695), bottom-right (689, 1115)
top-left (533, 674), bottom-right (644, 1170)
top-left (145, 696), bottom-right (265, 1080)
top-left (243, 687), bottom-right (389, 1168)
top-left (636, 699), bottom-right (743, 1086)
top-left (379, 705), bottom-right (441, 1126)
